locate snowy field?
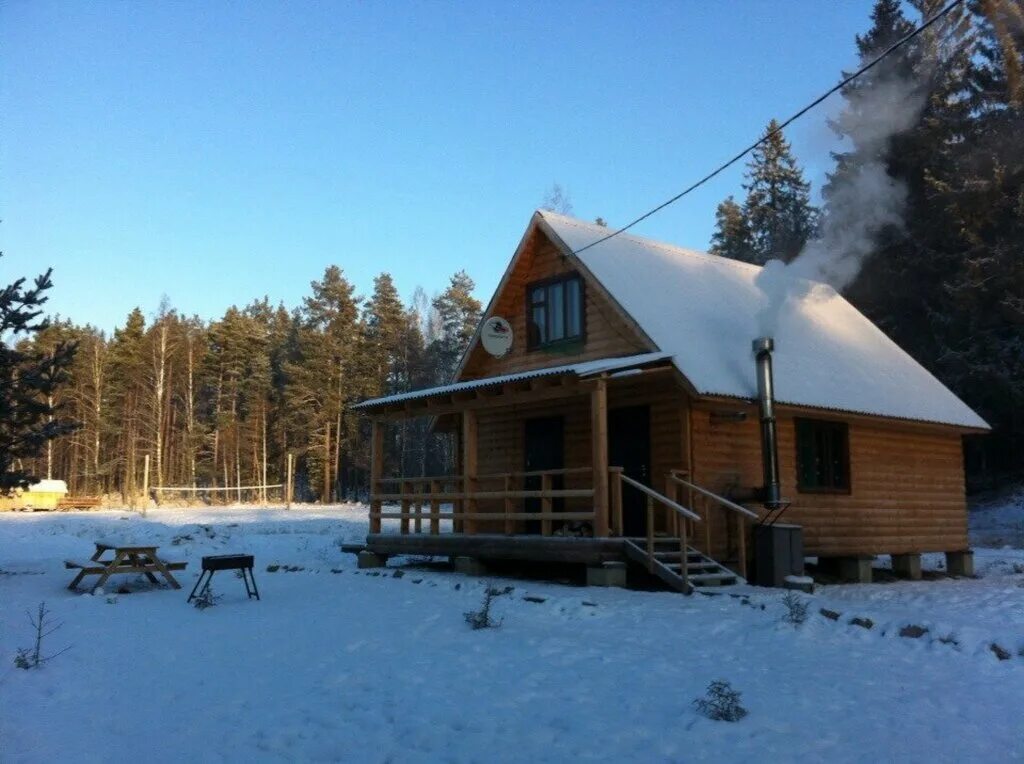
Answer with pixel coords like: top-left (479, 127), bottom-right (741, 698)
top-left (1, 504), bottom-right (1022, 763)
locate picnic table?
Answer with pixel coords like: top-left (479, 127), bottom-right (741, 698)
top-left (66, 541), bottom-right (186, 593)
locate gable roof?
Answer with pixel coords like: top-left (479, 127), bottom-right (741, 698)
top-left (461, 209), bottom-right (987, 431)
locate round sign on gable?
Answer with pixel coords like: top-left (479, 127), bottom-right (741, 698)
top-left (481, 316), bottom-right (514, 357)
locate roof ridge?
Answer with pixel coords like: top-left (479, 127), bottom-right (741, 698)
top-left (537, 208), bottom-right (766, 276)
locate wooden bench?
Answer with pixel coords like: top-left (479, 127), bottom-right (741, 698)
top-left (57, 496), bottom-right (103, 510)
top-left (64, 560), bottom-right (187, 572)
top-left (66, 544), bottom-right (187, 592)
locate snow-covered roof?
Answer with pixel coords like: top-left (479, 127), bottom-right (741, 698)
top-left (27, 479), bottom-right (68, 494)
top-left (536, 211), bottom-right (988, 431)
top-left (352, 352), bottom-right (670, 410)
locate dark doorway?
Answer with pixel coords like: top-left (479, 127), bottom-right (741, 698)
top-left (608, 405), bottom-right (651, 537)
top-left (524, 416), bottom-right (565, 534)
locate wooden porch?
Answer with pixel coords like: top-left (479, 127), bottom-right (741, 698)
top-left (354, 355), bottom-right (761, 591)
top-left (363, 464), bottom-right (756, 590)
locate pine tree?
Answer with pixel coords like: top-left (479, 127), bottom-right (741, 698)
top-left (429, 271), bottom-right (481, 384)
top-left (0, 262), bottom-right (79, 491)
top-left (363, 273), bottom-right (407, 398)
top-left (742, 120), bottom-right (818, 264)
top-left (105, 308), bottom-right (147, 499)
top-left (285, 266), bottom-right (362, 502)
top-left (709, 196), bottom-right (755, 262)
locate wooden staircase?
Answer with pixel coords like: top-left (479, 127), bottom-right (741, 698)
top-left (623, 538), bottom-right (741, 594)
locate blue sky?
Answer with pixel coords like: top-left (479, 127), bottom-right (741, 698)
top-left (1, 1), bottom-right (877, 332)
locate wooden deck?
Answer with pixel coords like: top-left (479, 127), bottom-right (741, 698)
top-left (365, 532), bottom-right (626, 565)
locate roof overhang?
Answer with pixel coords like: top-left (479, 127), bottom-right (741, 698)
top-left (351, 352), bottom-right (672, 420)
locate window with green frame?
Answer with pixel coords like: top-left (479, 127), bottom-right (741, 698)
top-left (795, 418), bottom-right (850, 493)
top-left (526, 273), bottom-right (585, 350)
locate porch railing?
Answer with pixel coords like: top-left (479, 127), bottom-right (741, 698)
top-left (370, 466), bottom-right (596, 537)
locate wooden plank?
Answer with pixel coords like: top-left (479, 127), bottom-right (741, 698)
top-left (366, 532), bottom-right (624, 564)
top-left (371, 511), bottom-right (595, 522)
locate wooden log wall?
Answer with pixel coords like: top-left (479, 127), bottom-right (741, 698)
top-left (690, 400), bottom-right (969, 557)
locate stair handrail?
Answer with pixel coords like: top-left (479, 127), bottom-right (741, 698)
top-left (667, 474), bottom-right (759, 520)
top-left (668, 472), bottom-right (756, 580)
top-left (619, 473), bottom-right (701, 522)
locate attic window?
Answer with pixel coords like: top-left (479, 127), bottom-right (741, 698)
top-left (526, 273), bottom-right (585, 350)
top-left (795, 418), bottom-right (850, 493)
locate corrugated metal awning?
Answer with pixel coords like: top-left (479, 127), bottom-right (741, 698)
top-left (350, 352), bottom-right (671, 412)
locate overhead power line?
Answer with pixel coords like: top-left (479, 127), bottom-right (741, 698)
top-left (571, 0), bottom-right (967, 256)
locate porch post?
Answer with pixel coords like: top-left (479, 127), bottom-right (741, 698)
top-left (369, 419), bottom-right (383, 534)
top-left (591, 377), bottom-right (609, 537)
top-left (463, 409), bottom-right (478, 535)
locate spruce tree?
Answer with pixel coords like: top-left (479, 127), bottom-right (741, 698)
top-left (742, 119), bottom-right (818, 264)
top-left (0, 262), bottom-right (79, 491)
top-left (709, 196), bottom-right (755, 262)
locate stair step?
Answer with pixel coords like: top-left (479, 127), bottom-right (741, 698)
top-left (665, 562), bottom-right (722, 573)
top-left (689, 572), bottom-right (738, 587)
top-left (621, 539), bottom-right (742, 594)
top-left (652, 551), bottom-right (707, 562)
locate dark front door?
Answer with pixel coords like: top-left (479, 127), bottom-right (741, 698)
top-left (524, 416), bottom-right (565, 534)
top-left (608, 405), bottom-right (651, 537)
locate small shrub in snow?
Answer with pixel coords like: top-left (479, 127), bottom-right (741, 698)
top-left (694, 680), bottom-right (748, 722)
top-left (464, 587), bottom-right (503, 630)
top-left (990, 643), bottom-right (1011, 661)
top-left (780, 591), bottom-right (809, 626)
top-left (192, 586), bottom-right (220, 610)
top-left (14, 602), bottom-right (69, 670)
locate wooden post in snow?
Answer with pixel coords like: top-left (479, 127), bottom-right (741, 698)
top-left (286, 453), bottom-right (294, 510)
top-left (141, 454), bottom-right (150, 517)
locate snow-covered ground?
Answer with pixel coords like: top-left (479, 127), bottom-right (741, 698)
top-left (971, 484), bottom-right (1024, 549)
top-left (1, 505), bottom-right (1022, 763)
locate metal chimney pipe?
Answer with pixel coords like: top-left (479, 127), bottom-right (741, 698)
top-left (752, 337), bottom-right (783, 509)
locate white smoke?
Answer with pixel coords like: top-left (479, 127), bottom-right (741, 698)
top-left (755, 75), bottom-right (927, 336)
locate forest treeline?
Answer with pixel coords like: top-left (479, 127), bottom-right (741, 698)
top-left (16, 0), bottom-right (1024, 498)
top-left (710, 0), bottom-right (1023, 486)
top-left (21, 269), bottom-right (480, 502)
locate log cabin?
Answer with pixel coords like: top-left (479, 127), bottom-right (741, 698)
top-left (350, 210), bottom-right (988, 591)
